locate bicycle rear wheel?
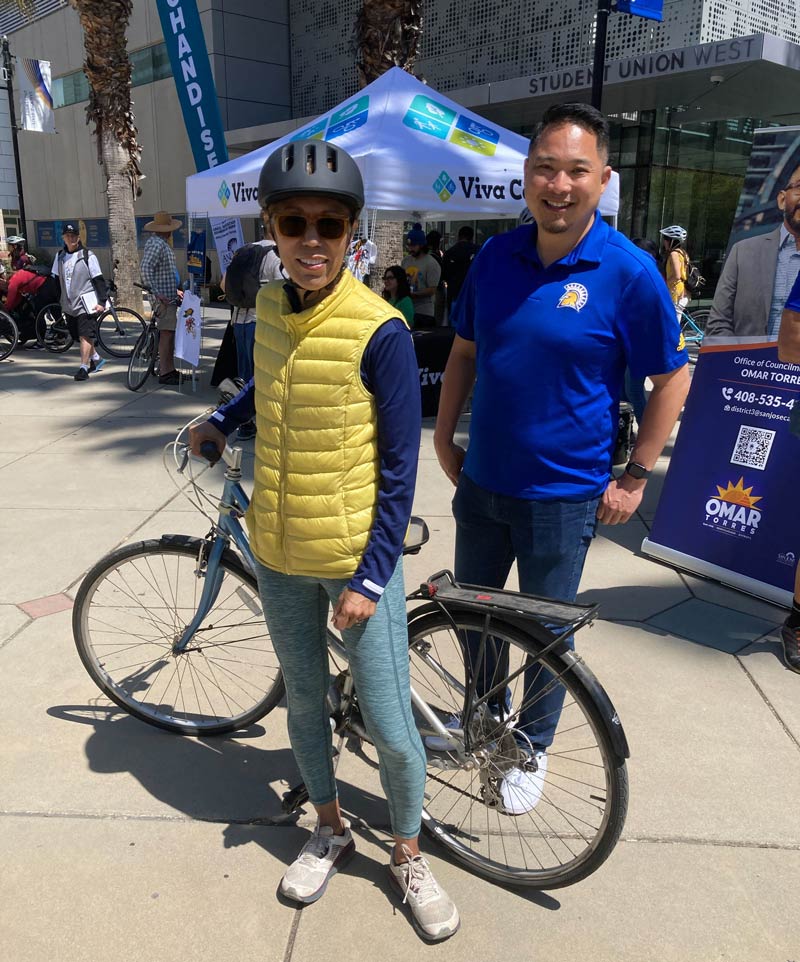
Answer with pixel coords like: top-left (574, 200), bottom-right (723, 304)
top-left (0, 310), bottom-right (18, 360)
top-left (73, 537), bottom-right (285, 735)
top-left (408, 609), bottom-right (628, 888)
top-left (35, 302), bottom-right (73, 353)
top-left (96, 306), bottom-right (146, 357)
top-left (127, 327), bottom-right (157, 391)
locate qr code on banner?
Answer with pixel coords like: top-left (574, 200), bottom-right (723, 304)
top-left (730, 425), bottom-right (776, 471)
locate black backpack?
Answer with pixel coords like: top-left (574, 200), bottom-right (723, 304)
top-left (685, 261), bottom-right (705, 296)
top-left (225, 243), bottom-right (275, 308)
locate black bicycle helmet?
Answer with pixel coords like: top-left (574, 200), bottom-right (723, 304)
top-left (258, 139), bottom-right (364, 216)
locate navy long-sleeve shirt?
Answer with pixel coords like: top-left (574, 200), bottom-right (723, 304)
top-left (209, 316), bottom-right (421, 602)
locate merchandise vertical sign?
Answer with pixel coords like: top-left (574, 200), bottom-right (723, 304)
top-left (156, 0), bottom-right (243, 263)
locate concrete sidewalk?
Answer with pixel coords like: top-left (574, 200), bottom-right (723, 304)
top-left (1, 314), bottom-right (798, 962)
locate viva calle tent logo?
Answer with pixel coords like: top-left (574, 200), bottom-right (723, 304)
top-left (703, 477), bottom-right (763, 537)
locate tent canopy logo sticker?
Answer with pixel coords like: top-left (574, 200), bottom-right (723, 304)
top-left (402, 95), bottom-right (500, 155)
top-left (433, 170), bottom-right (457, 202)
top-left (218, 180), bottom-right (231, 208)
top-left (703, 477), bottom-right (763, 538)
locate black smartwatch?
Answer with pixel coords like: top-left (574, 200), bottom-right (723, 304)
top-left (624, 461), bottom-right (651, 480)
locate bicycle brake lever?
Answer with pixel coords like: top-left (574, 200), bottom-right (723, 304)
top-left (177, 446), bottom-right (189, 474)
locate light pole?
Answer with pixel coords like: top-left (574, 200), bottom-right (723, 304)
top-left (591, 0), bottom-right (612, 110)
top-left (1, 35), bottom-right (27, 238)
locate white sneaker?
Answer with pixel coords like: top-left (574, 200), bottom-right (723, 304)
top-left (500, 750), bottom-right (548, 815)
top-left (388, 846), bottom-right (460, 942)
top-left (279, 819), bottom-right (355, 904)
top-left (423, 713), bottom-right (461, 751)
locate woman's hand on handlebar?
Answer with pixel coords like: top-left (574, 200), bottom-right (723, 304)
top-left (188, 421), bottom-right (227, 462)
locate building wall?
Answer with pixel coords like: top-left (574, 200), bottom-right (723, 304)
top-left (0, 93), bottom-right (20, 216)
top-left (290, 0), bottom-right (800, 116)
top-left (700, 0), bottom-right (800, 44)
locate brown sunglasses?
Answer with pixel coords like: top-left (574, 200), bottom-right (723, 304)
top-left (272, 213), bottom-right (351, 240)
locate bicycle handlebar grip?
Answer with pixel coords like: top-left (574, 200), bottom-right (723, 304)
top-left (200, 441), bottom-right (222, 465)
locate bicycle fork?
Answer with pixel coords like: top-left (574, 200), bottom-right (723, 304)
top-left (173, 535), bottom-right (228, 654)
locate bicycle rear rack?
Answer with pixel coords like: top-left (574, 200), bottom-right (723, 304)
top-left (420, 569), bottom-right (599, 635)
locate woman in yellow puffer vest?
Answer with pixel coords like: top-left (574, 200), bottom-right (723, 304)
top-left (190, 140), bottom-right (459, 941)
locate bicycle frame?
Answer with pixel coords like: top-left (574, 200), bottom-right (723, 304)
top-left (680, 309), bottom-right (704, 344)
top-left (173, 448), bottom-right (256, 653)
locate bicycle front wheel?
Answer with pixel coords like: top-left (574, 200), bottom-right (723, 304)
top-left (127, 327), bottom-right (157, 391)
top-left (35, 302), bottom-right (73, 353)
top-left (408, 609), bottom-right (628, 888)
top-left (0, 310), bottom-right (19, 360)
top-left (73, 538), bottom-right (285, 734)
top-left (97, 307), bottom-right (146, 357)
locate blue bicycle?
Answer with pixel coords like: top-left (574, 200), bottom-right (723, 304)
top-left (679, 305), bottom-right (710, 355)
top-left (72, 418), bottom-right (629, 888)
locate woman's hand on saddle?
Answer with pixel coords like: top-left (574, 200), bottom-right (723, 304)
top-left (331, 588), bottom-right (377, 631)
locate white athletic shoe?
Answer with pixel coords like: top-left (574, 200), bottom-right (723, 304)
top-left (388, 846), bottom-right (460, 942)
top-left (279, 819), bottom-right (355, 904)
top-left (500, 750), bottom-right (548, 815)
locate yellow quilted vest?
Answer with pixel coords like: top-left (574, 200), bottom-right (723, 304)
top-left (247, 270), bottom-right (403, 577)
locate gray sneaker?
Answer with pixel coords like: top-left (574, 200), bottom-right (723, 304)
top-left (388, 846), bottom-right (460, 942)
top-left (279, 819), bottom-right (355, 904)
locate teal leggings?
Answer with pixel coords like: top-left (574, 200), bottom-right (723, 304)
top-left (254, 558), bottom-right (426, 839)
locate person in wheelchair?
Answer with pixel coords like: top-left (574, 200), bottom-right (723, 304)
top-left (2, 265), bottom-right (59, 345)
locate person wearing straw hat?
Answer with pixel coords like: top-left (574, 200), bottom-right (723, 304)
top-left (140, 211), bottom-right (185, 385)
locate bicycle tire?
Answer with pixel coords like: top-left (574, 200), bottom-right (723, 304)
top-left (73, 537), bottom-right (285, 735)
top-left (407, 609), bottom-right (628, 888)
top-left (35, 302), bottom-right (73, 353)
top-left (127, 327), bottom-right (157, 391)
top-left (0, 309), bottom-right (19, 360)
top-left (96, 306), bottom-right (146, 358)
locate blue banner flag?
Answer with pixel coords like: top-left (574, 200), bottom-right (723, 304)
top-left (155, 0), bottom-right (228, 171)
top-left (186, 230), bottom-right (207, 275)
top-left (643, 338), bottom-right (800, 606)
top-left (615, 0), bottom-right (663, 22)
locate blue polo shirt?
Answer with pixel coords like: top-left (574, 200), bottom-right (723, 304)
top-left (452, 215), bottom-right (687, 501)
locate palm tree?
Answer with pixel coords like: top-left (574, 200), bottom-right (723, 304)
top-left (352, 1), bottom-right (423, 291)
top-left (72, 0), bottom-right (142, 310)
top-left (353, 0), bottom-right (422, 87)
top-left (5, 0), bottom-right (143, 310)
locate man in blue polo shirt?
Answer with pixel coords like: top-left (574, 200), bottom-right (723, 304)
top-left (434, 103), bottom-right (690, 814)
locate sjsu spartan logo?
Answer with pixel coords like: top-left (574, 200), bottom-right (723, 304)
top-left (557, 283), bottom-right (588, 312)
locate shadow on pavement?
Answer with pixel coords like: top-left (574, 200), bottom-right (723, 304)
top-left (47, 703), bottom-right (563, 909)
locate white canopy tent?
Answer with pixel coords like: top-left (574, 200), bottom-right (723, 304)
top-left (186, 67), bottom-right (619, 222)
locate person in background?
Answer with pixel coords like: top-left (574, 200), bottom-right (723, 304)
top-left (223, 224), bottom-right (284, 441)
top-left (659, 225), bottom-right (690, 317)
top-left (8, 235), bottom-right (33, 272)
top-left (382, 265), bottom-right (414, 327)
top-left (707, 165), bottom-right (800, 338)
top-left (777, 268), bottom-right (800, 674)
top-left (426, 230), bottom-right (446, 324)
top-left (140, 211), bottom-right (185, 385)
top-left (51, 223), bottom-right (108, 381)
top-left (401, 224), bottom-right (441, 329)
top-left (441, 226), bottom-right (479, 314)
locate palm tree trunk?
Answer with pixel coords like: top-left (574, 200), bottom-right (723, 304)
top-left (71, 0), bottom-right (143, 312)
top-left (353, 1), bottom-right (423, 293)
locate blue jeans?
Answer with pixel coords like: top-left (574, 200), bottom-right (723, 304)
top-left (233, 321), bottom-right (255, 385)
top-left (254, 558), bottom-right (426, 839)
top-left (453, 473), bottom-right (599, 749)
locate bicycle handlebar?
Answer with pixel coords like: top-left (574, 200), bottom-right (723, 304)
top-left (199, 441), bottom-right (240, 470)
